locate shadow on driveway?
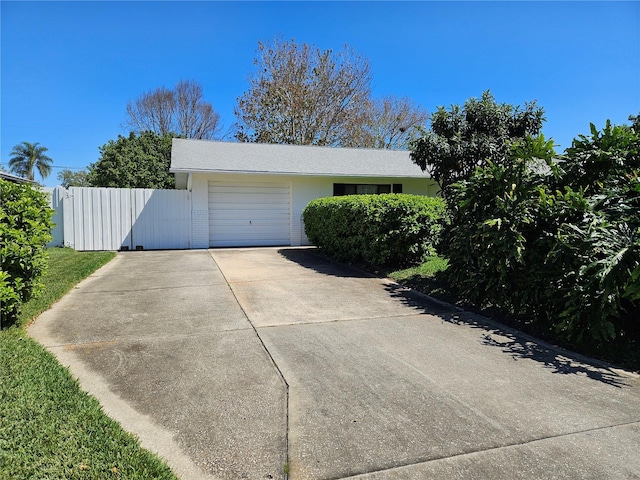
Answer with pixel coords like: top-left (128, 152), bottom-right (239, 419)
top-left (279, 247), bottom-right (632, 389)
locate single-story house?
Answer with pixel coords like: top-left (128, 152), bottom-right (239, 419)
top-left (170, 139), bottom-right (438, 248)
top-left (0, 171), bottom-right (35, 184)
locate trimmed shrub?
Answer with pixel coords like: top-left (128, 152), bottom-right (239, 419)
top-left (303, 194), bottom-right (446, 268)
top-left (0, 180), bottom-right (53, 327)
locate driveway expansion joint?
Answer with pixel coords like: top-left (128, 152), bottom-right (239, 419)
top-left (255, 311), bottom-right (461, 329)
top-left (337, 419), bottom-right (640, 480)
top-left (39, 328), bottom-right (257, 350)
top-left (208, 250), bottom-right (291, 479)
top-left (75, 283), bottom-right (229, 294)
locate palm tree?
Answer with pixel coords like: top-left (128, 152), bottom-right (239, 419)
top-left (8, 141), bottom-right (53, 181)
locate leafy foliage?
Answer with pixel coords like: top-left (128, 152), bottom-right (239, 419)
top-left (303, 194), bottom-right (447, 268)
top-left (57, 169), bottom-right (91, 188)
top-left (87, 131), bottom-right (174, 189)
top-left (8, 141), bottom-right (53, 182)
top-left (126, 80), bottom-right (222, 140)
top-left (0, 180), bottom-right (53, 327)
top-left (440, 115), bottom-right (639, 350)
top-left (546, 116), bottom-right (640, 346)
top-left (410, 91), bottom-right (544, 196)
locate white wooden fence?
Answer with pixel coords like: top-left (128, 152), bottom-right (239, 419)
top-left (49, 187), bottom-right (192, 251)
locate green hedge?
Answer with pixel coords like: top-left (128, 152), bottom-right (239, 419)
top-left (303, 194), bottom-right (446, 268)
top-left (0, 180), bottom-right (53, 327)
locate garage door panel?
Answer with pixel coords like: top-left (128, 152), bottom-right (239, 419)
top-left (208, 181), bottom-right (291, 247)
top-left (210, 190), bottom-right (290, 199)
top-left (211, 218), bottom-right (289, 227)
top-left (212, 200), bottom-right (289, 211)
top-left (211, 186), bottom-right (289, 195)
top-left (213, 227), bottom-right (289, 237)
top-left (210, 211), bottom-right (290, 220)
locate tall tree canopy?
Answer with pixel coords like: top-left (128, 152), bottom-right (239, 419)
top-left (410, 90), bottom-right (545, 195)
top-left (235, 38), bottom-right (372, 147)
top-left (125, 80), bottom-right (222, 140)
top-left (8, 141), bottom-right (53, 181)
top-left (235, 38), bottom-right (427, 149)
top-left (364, 96), bottom-right (428, 149)
top-left (87, 131), bottom-right (174, 189)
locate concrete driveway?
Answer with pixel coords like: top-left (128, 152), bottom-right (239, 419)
top-left (29, 248), bottom-right (640, 479)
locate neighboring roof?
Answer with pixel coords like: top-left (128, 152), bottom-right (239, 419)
top-left (170, 139), bottom-right (429, 179)
top-left (0, 171), bottom-right (35, 184)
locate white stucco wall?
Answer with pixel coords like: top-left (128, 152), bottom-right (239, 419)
top-left (189, 172), bottom-right (438, 248)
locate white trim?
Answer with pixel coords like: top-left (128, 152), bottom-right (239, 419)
top-left (171, 168), bottom-right (426, 178)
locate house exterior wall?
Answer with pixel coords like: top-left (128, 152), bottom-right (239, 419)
top-left (190, 172), bottom-right (438, 248)
top-left (190, 175), bottom-right (210, 249)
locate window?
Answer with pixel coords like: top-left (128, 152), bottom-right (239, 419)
top-left (333, 183), bottom-right (401, 196)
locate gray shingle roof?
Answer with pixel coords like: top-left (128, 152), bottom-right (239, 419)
top-left (170, 139), bottom-right (429, 178)
top-left (0, 171), bottom-right (35, 184)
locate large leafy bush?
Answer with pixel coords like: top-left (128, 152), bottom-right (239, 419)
top-left (441, 118), bottom-right (639, 349)
top-left (0, 180), bottom-right (53, 327)
top-left (547, 119), bottom-right (640, 345)
top-left (442, 135), bottom-right (559, 321)
top-left (303, 194), bottom-right (446, 268)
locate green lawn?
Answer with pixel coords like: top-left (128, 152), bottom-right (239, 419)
top-left (0, 248), bottom-right (179, 479)
top-left (387, 255), bottom-right (456, 304)
top-left (15, 248), bottom-right (117, 328)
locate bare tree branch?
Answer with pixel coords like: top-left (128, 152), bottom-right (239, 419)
top-left (363, 96), bottom-right (429, 149)
top-left (235, 38), bottom-right (372, 147)
top-left (125, 80), bottom-right (222, 139)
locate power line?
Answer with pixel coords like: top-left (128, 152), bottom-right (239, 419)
top-left (50, 165), bottom-right (88, 171)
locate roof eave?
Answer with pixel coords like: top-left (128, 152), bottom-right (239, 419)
top-left (169, 168), bottom-right (429, 179)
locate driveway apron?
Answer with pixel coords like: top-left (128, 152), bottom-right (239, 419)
top-left (29, 250), bottom-right (287, 480)
top-left (211, 248), bottom-right (640, 480)
top-left (30, 248), bottom-right (640, 480)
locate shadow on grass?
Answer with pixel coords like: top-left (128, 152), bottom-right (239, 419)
top-left (278, 247), bottom-right (632, 388)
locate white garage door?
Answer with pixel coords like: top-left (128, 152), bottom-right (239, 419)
top-left (208, 181), bottom-right (291, 247)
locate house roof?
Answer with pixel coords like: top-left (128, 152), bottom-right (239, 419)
top-left (0, 171), bottom-right (35, 184)
top-left (170, 139), bottom-right (429, 186)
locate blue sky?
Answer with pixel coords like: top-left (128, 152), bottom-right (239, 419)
top-left (2, 1), bottom-right (639, 186)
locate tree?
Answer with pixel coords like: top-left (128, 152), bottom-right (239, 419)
top-left (8, 141), bottom-right (53, 181)
top-left (409, 91), bottom-right (545, 196)
top-left (57, 169), bottom-right (91, 188)
top-left (87, 131), bottom-right (174, 189)
top-left (125, 80), bottom-right (222, 140)
top-left (235, 38), bottom-right (373, 147)
top-left (362, 95), bottom-right (428, 149)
